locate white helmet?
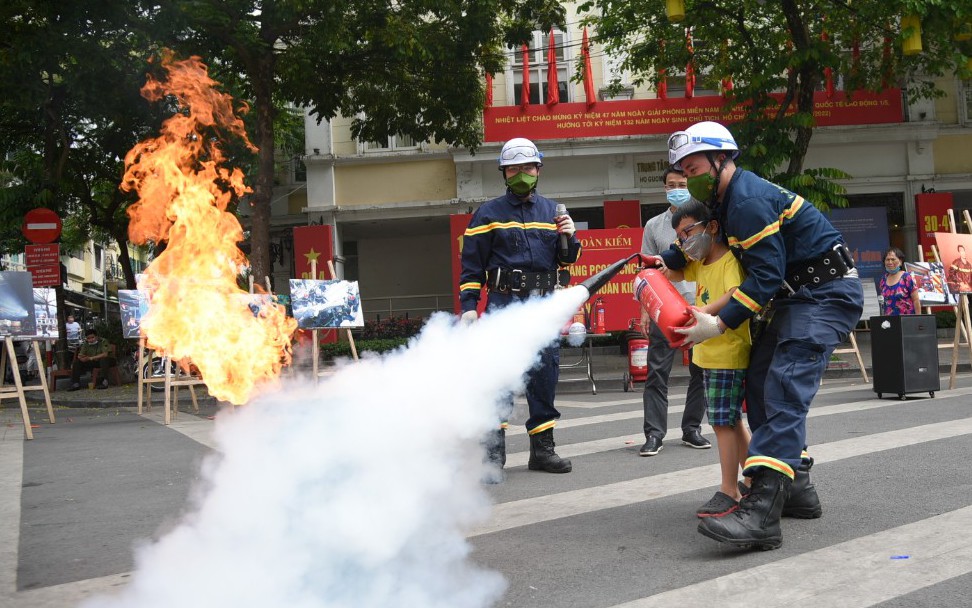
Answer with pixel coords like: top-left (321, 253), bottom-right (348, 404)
top-left (668, 121), bottom-right (739, 170)
top-left (498, 137), bottom-right (543, 168)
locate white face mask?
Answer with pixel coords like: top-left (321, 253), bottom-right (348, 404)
top-left (681, 231), bottom-right (713, 261)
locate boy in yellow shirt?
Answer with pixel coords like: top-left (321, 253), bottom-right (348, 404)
top-left (665, 200), bottom-right (752, 517)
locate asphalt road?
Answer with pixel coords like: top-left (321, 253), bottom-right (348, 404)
top-left (2, 372), bottom-right (971, 607)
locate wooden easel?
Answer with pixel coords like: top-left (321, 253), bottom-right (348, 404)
top-left (917, 244), bottom-right (970, 349)
top-left (136, 337), bottom-right (204, 424)
top-left (309, 259), bottom-right (358, 381)
top-left (832, 324), bottom-right (869, 383)
top-left (942, 209), bottom-right (972, 389)
top-left (0, 336), bottom-right (56, 440)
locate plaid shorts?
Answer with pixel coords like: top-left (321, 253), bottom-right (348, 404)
top-left (703, 368), bottom-right (746, 427)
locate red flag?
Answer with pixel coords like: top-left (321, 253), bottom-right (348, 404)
top-left (684, 29), bottom-right (695, 99)
top-left (721, 76), bottom-right (733, 97)
top-left (720, 40), bottom-right (733, 98)
top-left (657, 68), bottom-right (668, 100)
top-left (821, 30), bottom-right (834, 98)
top-left (546, 30), bottom-right (560, 106)
top-left (485, 72), bottom-right (493, 109)
top-left (521, 44), bottom-right (531, 109)
top-left (582, 27), bottom-right (597, 108)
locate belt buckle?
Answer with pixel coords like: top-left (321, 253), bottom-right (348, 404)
top-left (833, 244), bottom-right (854, 270)
top-left (781, 279), bottom-right (796, 296)
top-left (510, 269), bottom-right (524, 292)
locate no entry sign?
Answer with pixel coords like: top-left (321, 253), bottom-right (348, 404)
top-left (22, 208), bottom-right (62, 244)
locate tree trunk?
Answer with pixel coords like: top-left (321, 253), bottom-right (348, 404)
top-left (247, 56), bottom-right (276, 289)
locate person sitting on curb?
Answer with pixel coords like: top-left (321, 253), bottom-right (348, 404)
top-left (68, 329), bottom-right (115, 391)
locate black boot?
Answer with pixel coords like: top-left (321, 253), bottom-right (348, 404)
top-left (484, 429), bottom-right (506, 468)
top-left (697, 467), bottom-right (792, 550)
top-left (528, 428), bottom-right (571, 473)
top-left (782, 460), bottom-right (822, 519)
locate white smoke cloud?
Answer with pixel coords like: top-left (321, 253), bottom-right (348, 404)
top-left (83, 286), bottom-right (589, 608)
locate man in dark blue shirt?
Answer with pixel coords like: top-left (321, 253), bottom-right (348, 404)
top-left (664, 121), bottom-right (863, 550)
top-left (459, 138), bottom-right (581, 478)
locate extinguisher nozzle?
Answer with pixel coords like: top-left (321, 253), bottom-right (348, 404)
top-left (579, 253), bottom-right (642, 297)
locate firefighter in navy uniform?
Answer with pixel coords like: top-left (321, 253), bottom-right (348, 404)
top-left (459, 137), bottom-right (581, 475)
top-left (662, 122), bottom-right (863, 549)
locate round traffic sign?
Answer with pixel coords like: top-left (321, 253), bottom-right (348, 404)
top-left (22, 208), bottom-right (62, 244)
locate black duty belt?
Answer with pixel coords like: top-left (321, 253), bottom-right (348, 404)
top-left (778, 244), bottom-right (855, 297)
top-left (488, 268), bottom-right (570, 294)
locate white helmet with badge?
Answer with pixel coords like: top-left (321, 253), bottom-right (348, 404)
top-left (668, 121), bottom-right (739, 170)
top-left (498, 137), bottom-right (543, 169)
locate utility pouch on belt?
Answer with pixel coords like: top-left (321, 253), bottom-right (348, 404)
top-left (780, 244), bottom-right (854, 296)
top-left (489, 268), bottom-right (561, 294)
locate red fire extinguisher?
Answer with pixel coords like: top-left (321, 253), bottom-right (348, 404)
top-left (633, 268), bottom-right (692, 346)
top-left (593, 297), bottom-right (606, 334)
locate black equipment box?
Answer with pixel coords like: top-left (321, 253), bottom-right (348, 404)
top-left (869, 315), bottom-right (939, 400)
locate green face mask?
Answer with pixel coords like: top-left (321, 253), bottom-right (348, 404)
top-left (687, 173), bottom-right (717, 203)
top-left (506, 172), bottom-right (538, 196)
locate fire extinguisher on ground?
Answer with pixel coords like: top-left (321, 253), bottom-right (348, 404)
top-left (593, 297), bottom-right (606, 334)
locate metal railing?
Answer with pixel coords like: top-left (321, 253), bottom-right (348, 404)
top-left (360, 293), bottom-right (454, 320)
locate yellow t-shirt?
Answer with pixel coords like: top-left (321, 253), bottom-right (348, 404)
top-left (683, 251), bottom-right (751, 370)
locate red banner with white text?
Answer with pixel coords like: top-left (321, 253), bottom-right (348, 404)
top-left (483, 89), bottom-right (902, 142)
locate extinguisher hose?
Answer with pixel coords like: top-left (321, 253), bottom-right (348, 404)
top-left (580, 253), bottom-right (654, 297)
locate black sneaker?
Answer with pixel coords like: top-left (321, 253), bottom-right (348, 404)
top-left (96, 380), bottom-right (109, 390)
top-left (738, 480), bottom-right (751, 497)
top-left (682, 430), bottom-right (712, 449)
top-left (697, 491), bottom-right (739, 518)
top-left (67, 383), bottom-right (82, 392)
top-left (639, 436), bottom-right (663, 457)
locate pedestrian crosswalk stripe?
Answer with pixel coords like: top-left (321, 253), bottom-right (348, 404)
top-left (470, 415), bottom-right (972, 537)
top-left (605, 504), bottom-right (972, 607)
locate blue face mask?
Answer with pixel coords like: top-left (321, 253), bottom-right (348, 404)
top-left (666, 188), bottom-right (691, 207)
top-left (885, 266), bottom-right (901, 274)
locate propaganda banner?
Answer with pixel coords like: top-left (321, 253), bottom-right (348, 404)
top-left (293, 225), bottom-right (335, 280)
top-left (915, 192), bottom-right (954, 263)
top-left (484, 89), bottom-right (903, 142)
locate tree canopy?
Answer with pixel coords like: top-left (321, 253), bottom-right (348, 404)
top-left (582, 0), bottom-right (972, 209)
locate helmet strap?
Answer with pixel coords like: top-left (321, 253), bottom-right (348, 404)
top-left (704, 151), bottom-right (730, 214)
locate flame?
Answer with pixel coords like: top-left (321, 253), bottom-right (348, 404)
top-left (121, 53), bottom-right (296, 404)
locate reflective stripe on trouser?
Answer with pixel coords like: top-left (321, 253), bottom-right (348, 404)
top-left (743, 277), bottom-right (863, 477)
top-left (488, 292), bottom-right (562, 433)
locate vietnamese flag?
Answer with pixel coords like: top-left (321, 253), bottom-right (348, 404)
top-left (521, 44), bottom-right (531, 109)
top-left (582, 27), bottom-right (597, 108)
top-left (685, 28), bottom-right (695, 99)
top-left (485, 72), bottom-right (493, 109)
top-left (546, 30), bottom-right (560, 106)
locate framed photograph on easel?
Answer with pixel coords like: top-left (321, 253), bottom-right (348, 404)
top-left (904, 261), bottom-right (958, 307)
top-left (289, 279), bottom-right (364, 329)
top-left (0, 271), bottom-right (38, 337)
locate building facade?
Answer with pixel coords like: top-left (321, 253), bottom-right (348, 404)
top-left (255, 16), bottom-right (972, 321)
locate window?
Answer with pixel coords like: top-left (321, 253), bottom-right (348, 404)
top-left (962, 80), bottom-right (972, 125)
top-left (510, 30), bottom-right (570, 106)
top-left (94, 245), bottom-right (103, 270)
top-left (361, 133), bottom-right (419, 152)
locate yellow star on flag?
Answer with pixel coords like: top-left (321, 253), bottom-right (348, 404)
top-left (304, 247), bottom-right (321, 265)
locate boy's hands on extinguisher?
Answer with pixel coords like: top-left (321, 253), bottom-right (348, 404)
top-left (672, 308), bottom-right (725, 349)
top-left (637, 254), bottom-right (666, 270)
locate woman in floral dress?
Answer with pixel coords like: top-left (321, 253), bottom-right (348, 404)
top-left (878, 247), bottom-right (920, 315)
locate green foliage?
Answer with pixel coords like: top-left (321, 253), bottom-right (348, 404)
top-left (358, 317), bottom-right (425, 340)
top-left (320, 338), bottom-right (410, 360)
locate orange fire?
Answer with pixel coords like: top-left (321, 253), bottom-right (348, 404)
top-left (121, 53), bottom-right (296, 404)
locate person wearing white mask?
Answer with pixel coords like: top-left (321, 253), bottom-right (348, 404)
top-left (637, 166), bottom-right (710, 457)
